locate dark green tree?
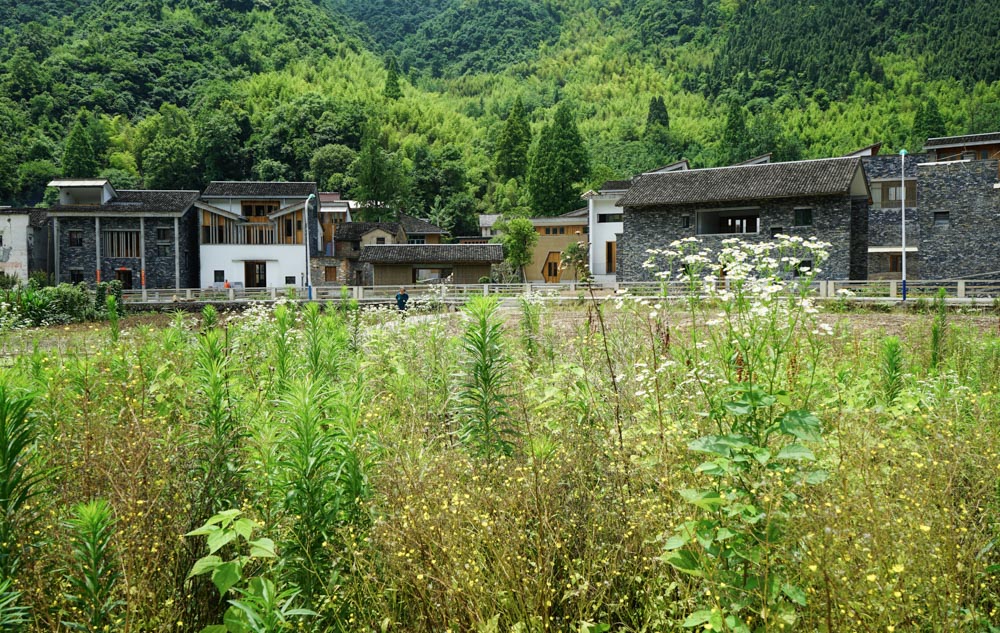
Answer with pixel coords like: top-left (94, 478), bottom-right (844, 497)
top-left (526, 102), bottom-right (589, 215)
top-left (384, 54), bottom-right (403, 100)
top-left (350, 124), bottom-right (408, 220)
top-left (911, 98), bottom-right (947, 150)
top-left (721, 102), bottom-right (751, 165)
top-left (62, 111), bottom-right (100, 178)
top-left (494, 217), bottom-right (538, 282)
top-left (309, 144), bottom-right (357, 191)
top-left (495, 97), bottom-right (531, 181)
top-left (195, 101), bottom-right (252, 182)
top-left (646, 96), bottom-right (670, 130)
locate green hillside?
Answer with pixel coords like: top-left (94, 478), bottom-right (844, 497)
top-left (3, 0), bottom-right (1000, 231)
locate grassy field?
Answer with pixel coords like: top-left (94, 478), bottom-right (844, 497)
top-left (0, 262), bottom-right (997, 632)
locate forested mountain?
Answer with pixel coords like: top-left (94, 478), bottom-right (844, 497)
top-left (3, 0), bottom-right (1000, 232)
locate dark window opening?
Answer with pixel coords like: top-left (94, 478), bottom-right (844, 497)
top-left (70, 269), bottom-right (85, 283)
top-left (68, 230), bottom-right (83, 247)
top-left (770, 226), bottom-right (784, 238)
top-left (933, 211), bottom-right (950, 227)
top-left (794, 208), bottom-right (813, 226)
top-left (214, 270), bottom-right (225, 283)
top-left (284, 276), bottom-right (296, 285)
top-left (681, 215), bottom-right (690, 229)
top-left (888, 254), bottom-right (902, 273)
top-left (598, 213), bottom-right (623, 223)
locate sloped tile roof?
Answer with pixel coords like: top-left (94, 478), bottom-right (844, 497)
top-left (360, 244), bottom-right (504, 264)
top-left (924, 132), bottom-right (1000, 149)
top-left (600, 180), bottom-right (633, 191)
top-left (202, 181), bottom-right (318, 198)
top-left (0, 208), bottom-right (48, 228)
top-left (333, 222), bottom-right (401, 242)
top-left (619, 157), bottom-right (862, 207)
top-left (50, 190), bottom-right (200, 214)
top-left (399, 213), bottom-right (447, 235)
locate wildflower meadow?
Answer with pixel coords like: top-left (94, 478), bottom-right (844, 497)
top-left (0, 237), bottom-right (995, 632)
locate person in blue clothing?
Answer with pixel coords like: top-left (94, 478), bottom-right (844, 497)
top-left (395, 287), bottom-right (409, 310)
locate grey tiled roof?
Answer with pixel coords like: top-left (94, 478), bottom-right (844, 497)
top-left (924, 132), bottom-right (1000, 149)
top-left (50, 190), bottom-right (200, 214)
top-left (202, 181), bottom-right (318, 198)
top-left (0, 208), bottom-right (48, 228)
top-left (359, 244), bottom-right (504, 264)
top-left (619, 157), bottom-right (862, 207)
top-left (399, 213), bottom-right (447, 235)
top-left (601, 180), bottom-right (633, 191)
top-left (333, 222), bottom-right (401, 242)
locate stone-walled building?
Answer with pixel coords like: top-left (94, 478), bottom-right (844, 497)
top-left (359, 243), bottom-right (504, 285)
top-left (616, 157), bottom-right (870, 281)
top-left (861, 153), bottom-right (928, 279)
top-left (48, 179), bottom-right (200, 289)
top-left (916, 158), bottom-right (1000, 279)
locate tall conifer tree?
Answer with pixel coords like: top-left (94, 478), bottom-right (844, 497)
top-left (62, 111), bottom-right (99, 178)
top-left (527, 102), bottom-right (589, 215)
top-left (495, 97), bottom-right (531, 181)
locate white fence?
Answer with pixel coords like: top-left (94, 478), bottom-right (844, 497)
top-left (118, 279), bottom-right (1000, 306)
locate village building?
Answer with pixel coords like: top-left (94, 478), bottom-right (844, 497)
top-left (47, 179), bottom-right (200, 289)
top-left (524, 208), bottom-right (589, 283)
top-left (195, 181), bottom-right (319, 288)
top-left (359, 243), bottom-right (504, 285)
top-left (616, 157), bottom-right (870, 281)
top-left (0, 207), bottom-right (49, 283)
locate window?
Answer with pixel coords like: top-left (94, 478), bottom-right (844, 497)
top-left (101, 230), bottom-right (140, 258)
top-left (214, 270), bottom-right (225, 283)
top-left (241, 201), bottom-right (279, 218)
top-left (157, 244), bottom-right (171, 257)
top-left (156, 227), bottom-right (172, 242)
top-left (544, 227), bottom-right (551, 235)
top-left (408, 236), bottom-right (426, 244)
top-left (697, 210), bottom-right (759, 235)
top-left (934, 211), bottom-right (950, 227)
top-left (68, 230), bottom-right (83, 247)
top-left (583, 225), bottom-right (589, 234)
top-left (982, 150), bottom-right (990, 160)
top-left (547, 261), bottom-right (559, 278)
top-left (881, 181), bottom-right (916, 208)
top-left (770, 226), bottom-right (784, 238)
top-left (285, 276), bottom-right (296, 285)
top-left (598, 213), bottom-right (623, 223)
top-left (70, 269), bottom-right (85, 283)
top-left (155, 226), bottom-right (172, 257)
top-left (681, 215), bottom-right (690, 229)
top-left (794, 208), bottom-right (813, 226)
top-left (376, 237), bottom-right (386, 244)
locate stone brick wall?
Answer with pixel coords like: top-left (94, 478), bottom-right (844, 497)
top-left (917, 160), bottom-right (1000, 279)
top-left (619, 195), bottom-right (866, 281)
top-left (57, 217), bottom-right (98, 283)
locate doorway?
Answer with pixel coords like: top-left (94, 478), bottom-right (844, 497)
top-left (244, 261), bottom-right (266, 288)
top-left (114, 268), bottom-right (133, 289)
top-left (543, 252), bottom-right (562, 283)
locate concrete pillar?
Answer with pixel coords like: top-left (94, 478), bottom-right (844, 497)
top-left (889, 280), bottom-right (897, 299)
top-left (95, 217), bottom-right (101, 282)
top-left (174, 216), bottom-right (180, 290)
top-left (482, 284), bottom-right (488, 296)
top-left (957, 280), bottom-right (966, 299)
top-left (52, 217), bottom-right (60, 284)
top-left (139, 217), bottom-right (146, 289)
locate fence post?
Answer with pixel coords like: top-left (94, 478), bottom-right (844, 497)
top-left (186, 288), bottom-right (192, 300)
top-left (228, 287), bottom-right (235, 301)
top-left (957, 280), bottom-right (966, 299)
top-left (889, 280), bottom-right (897, 299)
top-left (270, 287), bottom-right (277, 299)
top-left (142, 288), bottom-right (148, 302)
top-left (358, 286), bottom-right (364, 301)
top-left (483, 284), bottom-right (488, 296)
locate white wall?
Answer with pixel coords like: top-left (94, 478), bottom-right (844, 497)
top-left (199, 244), bottom-right (307, 287)
top-left (0, 215), bottom-right (31, 282)
top-left (588, 193), bottom-right (624, 283)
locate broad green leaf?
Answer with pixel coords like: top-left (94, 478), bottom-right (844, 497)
top-left (681, 610), bottom-right (712, 627)
top-left (782, 583), bottom-right (807, 606)
top-left (776, 444), bottom-right (815, 461)
top-left (207, 528), bottom-right (238, 554)
top-left (224, 605), bottom-right (252, 633)
top-left (185, 524), bottom-right (219, 537)
top-left (211, 561), bottom-right (241, 595)
top-left (663, 534), bottom-right (689, 551)
top-left (750, 447), bottom-right (772, 465)
top-left (779, 410), bottom-right (823, 442)
top-left (233, 518), bottom-right (255, 540)
top-left (715, 527), bottom-right (737, 541)
top-left (709, 610), bottom-right (725, 631)
top-left (662, 549), bottom-right (703, 576)
top-left (679, 489), bottom-right (726, 511)
top-left (803, 469), bottom-right (829, 485)
top-left (689, 434), bottom-right (752, 457)
top-left (188, 555), bottom-right (222, 578)
top-left (249, 537), bottom-right (276, 558)
top-left (723, 400), bottom-right (752, 416)
top-left (695, 460), bottom-right (728, 476)
top-left (200, 626), bottom-right (228, 633)
top-left (284, 608), bottom-right (319, 617)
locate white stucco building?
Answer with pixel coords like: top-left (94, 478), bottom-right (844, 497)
top-left (0, 208), bottom-right (46, 283)
top-left (195, 181), bottom-right (319, 288)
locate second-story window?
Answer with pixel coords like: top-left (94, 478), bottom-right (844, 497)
top-left (102, 230), bottom-right (140, 258)
top-left (794, 208), bottom-right (813, 226)
top-left (68, 230), bottom-right (83, 247)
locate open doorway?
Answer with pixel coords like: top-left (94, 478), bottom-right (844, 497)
top-left (244, 261), bottom-right (266, 287)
